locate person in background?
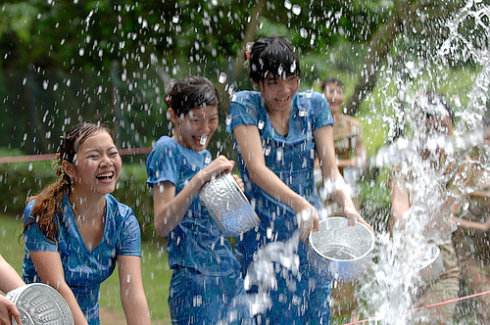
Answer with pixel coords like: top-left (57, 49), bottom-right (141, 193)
top-left (390, 93), bottom-right (460, 324)
top-left (228, 36), bottom-right (367, 324)
top-left (22, 123), bottom-right (151, 325)
top-left (321, 78), bottom-right (367, 192)
top-left (0, 254), bottom-right (24, 325)
top-left (321, 78), bottom-right (368, 321)
top-left (449, 114), bottom-right (489, 323)
top-left (146, 76), bottom-right (247, 324)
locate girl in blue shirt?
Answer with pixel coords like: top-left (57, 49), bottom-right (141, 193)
top-left (228, 37), bottom-right (368, 324)
top-left (23, 123), bottom-right (151, 325)
top-left (146, 77), bottom-right (246, 324)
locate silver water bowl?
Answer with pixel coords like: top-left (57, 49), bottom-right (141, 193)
top-left (200, 173), bottom-right (260, 237)
top-left (7, 283), bottom-right (74, 325)
top-left (416, 245), bottom-right (443, 283)
top-left (309, 216), bottom-right (374, 281)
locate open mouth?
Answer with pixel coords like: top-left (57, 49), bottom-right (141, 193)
top-left (193, 135), bottom-right (208, 147)
top-left (96, 171), bottom-right (115, 182)
top-left (275, 96), bottom-right (290, 104)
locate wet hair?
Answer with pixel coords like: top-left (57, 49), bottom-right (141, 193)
top-left (27, 122), bottom-right (111, 241)
top-left (164, 76), bottom-right (219, 116)
top-left (248, 37), bottom-right (300, 83)
top-left (321, 78), bottom-right (344, 92)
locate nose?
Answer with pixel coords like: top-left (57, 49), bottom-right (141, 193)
top-left (100, 153), bottom-right (113, 166)
top-left (199, 120), bottom-right (211, 134)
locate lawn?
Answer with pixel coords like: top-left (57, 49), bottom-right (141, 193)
top-left (0, 214), bottom-right (172, 323)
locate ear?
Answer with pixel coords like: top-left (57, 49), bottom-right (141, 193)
top-left (62, 160), bottom-right (77, 180)
top-left (168, 107), bottom-right (178, 124)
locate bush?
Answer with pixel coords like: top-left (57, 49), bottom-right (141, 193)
top-left (0, 161), bottom-right (156, 240)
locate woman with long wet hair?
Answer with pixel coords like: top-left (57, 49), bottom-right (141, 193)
top-left (22, 123), bottom-right (151, 325)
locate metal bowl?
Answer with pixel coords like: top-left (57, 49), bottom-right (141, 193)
top-left (200, 173), bottom-right (260, 237)
top-left (6, 283), bottom-right (74, 325)
top-left (308, 216), bottom-right (374, 281)
top-left (416, 244), bottom-right (443, 283)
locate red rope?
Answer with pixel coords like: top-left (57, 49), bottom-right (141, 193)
top-left (343, 289), bottom-right (490, 325)
top-left (0, 147), bottom-right (151, 164)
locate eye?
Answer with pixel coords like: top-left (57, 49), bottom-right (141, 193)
top-left (109, 151), bottom-right (119, 157)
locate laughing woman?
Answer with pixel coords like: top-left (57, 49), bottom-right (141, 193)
top-left (22, 123), bottom-right (151, 325)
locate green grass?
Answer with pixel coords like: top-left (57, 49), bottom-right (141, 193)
top-left (0, 215), bottom-right (171, 323)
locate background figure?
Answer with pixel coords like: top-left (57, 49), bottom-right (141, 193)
top-left (321, 78), bottom-right (367, 198)
top-left (321, 78), bottom-right (367, 322)
top-left (390, 93), bottom-right (460, 324)
top-left (449, 129), bottom-right (489, 323)
top-left (22, 123), bottom-right (151, 325)
top-left (0, 255), bottom-right (24, 325)
top-left (229, 37), bottom-right (366, 324)
top-left (146, 77), bottom-right (247, 325)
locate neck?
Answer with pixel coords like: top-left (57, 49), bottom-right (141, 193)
top-left (69, 188), bottom-right (106, 222)
top-left (332, 109), bottom-right (341, 120)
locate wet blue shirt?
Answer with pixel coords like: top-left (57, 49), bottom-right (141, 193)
top-left (228, 90), bottom-right (334, 323)
top-left (22, 194), bottom-right (141, 325)
top-left (228, 90), bottom-right (333, 246)
top-left (146, 136), bottom-right (241, 276)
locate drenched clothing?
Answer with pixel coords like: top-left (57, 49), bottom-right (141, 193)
top-left (23, 195), bottom-right (141, 325)
top-left (146, 136), bottom-right (245, 324)
top-left (332, 114), bottom-right (363, 176)
top-left (229, 90), bottom-right (334, 324)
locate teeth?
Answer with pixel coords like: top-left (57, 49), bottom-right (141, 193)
top-left (199, 135), bottom-right (207, 145)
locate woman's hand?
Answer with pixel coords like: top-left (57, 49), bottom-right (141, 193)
top-left (294, 199), bottom-right (320, 241)
top-left (232, 174), bottom-right (245, 192)
top-left (0, 294), bottom-right (22, 325)
top-left (198, 155), bottom-right (234, 185)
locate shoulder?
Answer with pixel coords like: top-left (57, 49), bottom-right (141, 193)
top-left (106, 195), bottom-right (135, 222)
top-left (230, 90), bottom-right (262, 105)
top-left (296, 91), bottom-right (327, 106)
top-left (343, 115), bottom-right (361, 127)
top-left (152, 136), bottom-right (178, 152)
top-left (147, 136), bottom-right (180, 163)
top-left (23, 200), bottom-right (36, 224)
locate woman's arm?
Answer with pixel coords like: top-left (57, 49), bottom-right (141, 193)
top-left (314, 126), bottom-right (365, 225)
top-left (233, 125), bottom-right (319, 238)
top-left (452, 216), bottom-right (490, 232)
top-left (390, 178), bottom-right (411, 231)
top-left (0, 255), bottom-right (24, 293)
top-left (153, 156), bottom-right (234, 237)
top-left (117, 255), bottom-right (150, 325)
top-left (30, 251), bottom-right (88, 325)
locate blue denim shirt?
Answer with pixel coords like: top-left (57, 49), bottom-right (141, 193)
top-left (146, 136), bottom-right (241, 276)
top-left (228, 90), bottom-right (334, 267)
top-left (23, 194), bottom-right (141, 325)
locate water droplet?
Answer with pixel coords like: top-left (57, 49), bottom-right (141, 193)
top-left (292, 5), bottom-right (301, 15)
top-left (218, 72), bottom-right (227, 84)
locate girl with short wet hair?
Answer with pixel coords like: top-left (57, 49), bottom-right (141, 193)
top-left (228, 36), bottom-right (366, 324)
top-left (147, 76), bottom-right (247, 324)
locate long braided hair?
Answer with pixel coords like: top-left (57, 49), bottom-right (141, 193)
top-left (27, 123), bottom-right (110, 241)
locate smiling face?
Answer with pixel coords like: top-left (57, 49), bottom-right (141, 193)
top-left (324, 82), bottom-right (344, 114)
top-left (64, 130), bottom-right (122, 196)
top-left (258, 75), bottom-right (299, 113)
top-left (172, 105), bottom-right (219, 152)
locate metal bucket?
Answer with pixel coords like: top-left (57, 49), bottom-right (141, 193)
top-left (6, 283), bottom-right (74, 325)
top-left (416, 244), bottom-right (444, 283)
top-left (308, 216), bottom-right (374, 281)
top-left (200, 173), bottom-right (260, 237)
